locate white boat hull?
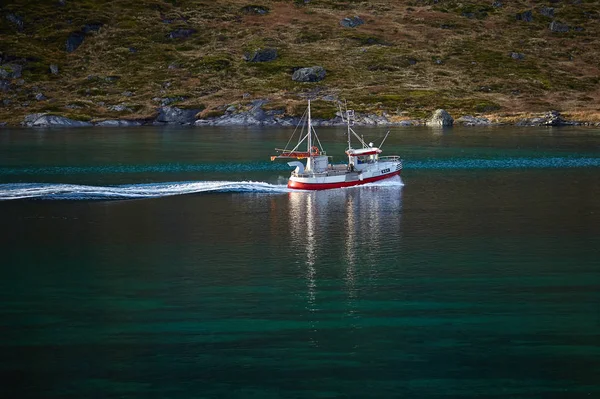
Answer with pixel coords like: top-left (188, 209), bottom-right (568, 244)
top-left (288, 160), bottom-right (402, 190)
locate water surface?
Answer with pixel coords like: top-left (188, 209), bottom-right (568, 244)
top-left (1, 126), bottom-right (599, 398)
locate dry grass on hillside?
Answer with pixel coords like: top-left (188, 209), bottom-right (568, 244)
top-left (0, 0), bottom-right (599, 124)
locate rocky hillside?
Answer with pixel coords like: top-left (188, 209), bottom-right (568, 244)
top-left (1, 0), bottom-right (599, 126)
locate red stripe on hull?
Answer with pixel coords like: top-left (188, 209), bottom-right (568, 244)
top-left (288, 171), bottom-right (401, 190)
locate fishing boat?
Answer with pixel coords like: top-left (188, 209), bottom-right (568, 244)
top-left (271, 100), bottom-right (402, 190)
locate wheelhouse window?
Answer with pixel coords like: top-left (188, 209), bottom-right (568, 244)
top-left (356, 155), bottom-right (377, 164)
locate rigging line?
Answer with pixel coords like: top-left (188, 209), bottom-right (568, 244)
top-left (312, 125), bottom-right (325, 153)
top-left (283, 107), bottom-right (308, 151)
top-left (379, 131), bottom-right (391, 148)
top-left (349, 127), bottom-right (367, 147)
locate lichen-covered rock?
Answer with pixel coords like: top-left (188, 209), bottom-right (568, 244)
top-left (292, 66), bottom-right (326, 82)
top-left (426, 109), bottom-right (454, 127)
top-left (23, 113), bottom-right (92, 127)
top-left (244, 48), bottom-right (278, 62)
top-left (0, 64), bottom-right (23, 79)
top-left (340, 16), bottom-right (364, 28)
top-left (156, 106), bottom-right (201, 124)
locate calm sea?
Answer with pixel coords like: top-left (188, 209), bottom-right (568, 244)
top-left (1, 126), bottom-right (599, 398)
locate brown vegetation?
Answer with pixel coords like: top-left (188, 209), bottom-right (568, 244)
top-left (1, 0), bottom-right (599, 125)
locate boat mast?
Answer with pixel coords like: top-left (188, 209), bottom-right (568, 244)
top-left (307, 99), bottom-right (312, 152)
top-left (347, 109), bottom-right (352, 150)
top-left (306, 99), bottom-right (312, 171)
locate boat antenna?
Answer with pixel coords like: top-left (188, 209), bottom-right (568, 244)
top-left (379, 130), bottom-right (391, 148)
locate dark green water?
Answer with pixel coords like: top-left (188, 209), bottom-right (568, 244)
top-left (1, 126), bottom-right (599, 398)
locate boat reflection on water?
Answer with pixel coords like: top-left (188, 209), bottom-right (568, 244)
top-left (287, 179), bottom-right (404, 344)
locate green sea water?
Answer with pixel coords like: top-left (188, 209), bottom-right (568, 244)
top-left (1, 126), bottom-right (599, 398)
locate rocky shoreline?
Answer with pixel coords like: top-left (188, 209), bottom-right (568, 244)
top-left (7, 104), bottom-right (600, 129)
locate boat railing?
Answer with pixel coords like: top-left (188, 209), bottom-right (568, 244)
top-left (292, 169), bottom-right (348, 178)
top-left (378, 156), bottom-right (401, 162)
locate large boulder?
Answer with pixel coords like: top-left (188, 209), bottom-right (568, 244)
top-left (23, 113), bottom-right (93, 127)
top-left (156, 106), bottom-right (201, 124)
top-left (426, 109), bottom-right (454, 127)
top-left (292, 66), bottom-right (326, 82)
top-left (244, 48), bottom-right (278, 62)
top-left (340, 16), bottom-right (364, 28)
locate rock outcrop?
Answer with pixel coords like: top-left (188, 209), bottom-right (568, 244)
top-left (456, 115), bottom-right (492, 126)
top-left (241, 5), bottom-right (269, 15)
top-left (549, 21), bottom-right (569, 32)
top-left (66, 32), bottom-right (86, 52)
top-left (292, 66), bottom-right (326, 82)
top-left (156, 106), bottom-right (201, 124)
top-left (193, 100), bottom-right (421, 127)
top-left (516, 10), bottom-right (533, 22)
top-left (95, 120), bottom-right (142, 127)
top-left (108, 104), bottom-right (132, 112)
top-left (340, 16), bottom-right (364, 28)
top-left (515, 110), bottom-right (569, 126)
top-left (66, 23), bottom-right (103, 53)
top-left (539, 7), bottom-right (554, 18)
top-left (426, 109), bottom-right (454, 127)
top-left (0, 64), bottom-right (23, 79)
top-left (23, 114), bottom-right (93, 127)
